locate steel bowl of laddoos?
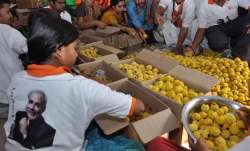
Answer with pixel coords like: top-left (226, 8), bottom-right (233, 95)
top-left (182, 96), bottom-right (247, 151)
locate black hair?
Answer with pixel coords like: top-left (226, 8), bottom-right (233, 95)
top-left (111, 0), bottom-right (124, 6)
top-left (10, 7), bottom-right (18, 19)
top-left (0, 0), bottom-right (10, 8)
top-left (27, 11), bottom-right (79, 64)
top-left (27, 8), bottom-right (60, 30)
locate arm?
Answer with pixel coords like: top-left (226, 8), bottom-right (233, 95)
top-left (191, 28), bottom-right (206, 50)
top-left (77, 16), bottom-right (106, 29)
top-left (9, 27), bottom-right (27, 55)
top-left (176, 0), bottom-right (195, 50)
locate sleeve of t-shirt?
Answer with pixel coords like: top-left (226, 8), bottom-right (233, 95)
top-left (238, 0), bottom-right (250, 9)
top-left (126, 1), bottom-right (143, 29)
top-left (76, 5), bottom-right (86, 17)
top-left (182, 0), bottom-right (195, 28)
top-left (78, 78), bottom-right (135, 118)
top-left (8, 27), bottom-right (27, 54)
top-left (197, 2), bottom-right (208, 28)
top-left (159, 0), bottom-right (171, 9)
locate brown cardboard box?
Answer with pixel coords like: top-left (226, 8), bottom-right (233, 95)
top-left (79, 29), bottom-right (106, 43)
top-left (95, 80), bottom-right (180, 144)
top-left (110, 49), bottom-right (179, 85)
top-left (78, 44), bottom-right (119, 63)
top-left (95, 26), bottom-right (121, 37)
top-left (16, 0), bottom-right (37, 9)
top-left (142, 65), bottom-right (219, 119)
top-left (77, 61), bottom-right (126, 86)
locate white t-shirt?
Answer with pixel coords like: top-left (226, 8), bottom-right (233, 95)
top-left (159, 0), bottom-right (196, 27)
top-left (0, 24), bottom-right (27, 104)
top-left (197, 0), bottom-right (245, 28)
top-left (4, 71), bottom-right (133, 151)
top-left (44, 6), bottom-right (72, 23)
top-left (238, 0), bottom-right (250, 9)
top-left (60, 11), bottom-right (72, 23)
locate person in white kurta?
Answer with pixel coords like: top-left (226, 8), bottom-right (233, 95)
top-left (0, 2), bottom-right (27, 104)
top-left (157, 0), bottom-right (197, 52)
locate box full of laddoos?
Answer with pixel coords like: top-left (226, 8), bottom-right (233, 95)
top-left (95, 80), bottom-right (180, 144)
top-left (142, 65), bottom-right (219, 120)
top-left (110, 49), bottom-right (179, 85)
top-left (77, 44), bottom-right (120, 63)
top-left (77, 60), bottom-right (126, 86)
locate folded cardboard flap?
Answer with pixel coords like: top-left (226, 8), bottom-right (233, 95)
top-left (77, 60), bottom-right (125, 84)
top-left (95, 115), bottom-right (129, 135)
top-left (169, 65), bottom-right (219, 92)
top-left (96, 80), bottom-right (179, 144)
top-left (131, 109), bottom-right (180, 144)
top-left (94, 43), bottom-right (124, 55)
top-left (136, 49), bottom-right (179, 73)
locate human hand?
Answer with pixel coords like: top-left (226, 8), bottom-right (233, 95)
top-left (19, 117), bottom-right (29, 137)
top-left (137, 28), bottom-right (147, 42)
top-left (183, 46), bottom-right (195, 56)
top-left (189, 137), bottom-right (209, 151)
top-left (236, 106), bottom-right (250, 129)
top-left (156, 15), bottom-right (165, 26)
top-left (126, 28), bottom-right (136, 37)
top-left (96, 21), bottom-right (106, 29)
top-left (246, 25), bottom-right (250, 34)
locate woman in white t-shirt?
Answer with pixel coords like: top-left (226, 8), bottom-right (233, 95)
top-left (4, 10), bottom-right (145, 151)
top-left (156, 0), bottom-right (197, 53)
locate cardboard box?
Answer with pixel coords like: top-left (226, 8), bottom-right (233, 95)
top-left (79, 29), bottom-right (106, 43)
top-left (16, 0), bottom-right (37, 9)
top-left (77, 60), bottom-right (126, 86)
top-left (95, 26), bottom-right (121, 37)
top-left (78, 44), bottom-right (119, 63)
top-left (95, 80), bottom-right (180, 144)
top-left (111, 49), bottom-right (179, 85)
top-left (142, 65), bottom-right (219, 119)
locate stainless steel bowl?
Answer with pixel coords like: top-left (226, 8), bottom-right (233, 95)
top-left (182, 95), bottom-right (243, 143)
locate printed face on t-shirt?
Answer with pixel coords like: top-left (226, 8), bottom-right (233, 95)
top-left (26, 92), bottom-right (45, 120)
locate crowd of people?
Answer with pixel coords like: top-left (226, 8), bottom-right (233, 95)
top-left (0, 0), bottom-right (250, 150)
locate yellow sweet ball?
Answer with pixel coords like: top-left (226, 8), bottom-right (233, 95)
top-left (215, 115), bottom-right (226, 125)
top-left (200, 129), bottom-right (209, 138)
top-left (221, 130), bottom-right (231, 139)
top-left (225, 113), bottom-right (237, 125)
top-left (201, 104), bottom-right (210, 112)
top-left (209, 126), bottom-right (221, 136)
top-left (199, 111), bottom-right (208, 119)
top-left (208, 110), bottom-right (218, 120)
top-left (229, 123), bottom-right (239, 135)
top-left (189, 123), bottom-right (198, 131)
top-left (192, 113), bottom-right (201, 120)
top-left (237, 120), bottom-right (245, 129)
top-left (228, 141), bottom-right (237, 148)
top-left (204, 118), bottom-right (213, 125)
top-left (193, 130), bottom-right (201, 138)
top-left (216, 108), bottom-right (225, 115)
top-left (206, 140), bottom-right (215, 149)
top-left (222, 106), bottom-right (229, 113)
top-left (211, 103), bottom-right (220, 111)
top-left (215, 136), bottom-right (227, 146)
top-left (230, 135), bottom-right (240, 142)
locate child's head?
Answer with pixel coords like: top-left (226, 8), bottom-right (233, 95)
top-left (111, 0), bottom-right (125, 14)
top-left (50, 0), bottom-right (66, 13)
top-left (28, 10), bottom-right (79, 67)
top-left (0, 0), bottom-right (12, 24)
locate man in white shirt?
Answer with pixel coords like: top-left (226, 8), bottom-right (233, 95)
top-left (0, 0), bottom-right (27, 105)
top-left (184, 0), bottom-right (250, 57)
top-left (156, 0), bottom-right (196, 52)
top-left (46, 0), bottom-right (72, 23)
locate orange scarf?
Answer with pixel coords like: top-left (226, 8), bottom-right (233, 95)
top-left (208, 0), bottom-right (214, 4)
top-left (27, 64), bottom-right (71, 77)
